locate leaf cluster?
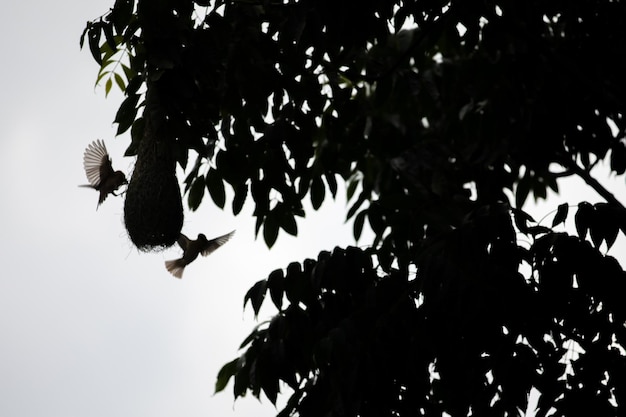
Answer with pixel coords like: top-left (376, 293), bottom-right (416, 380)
top-left (219, 205), bottom-right (626, 416)
top-left (83, 0), bottom-right (626, 416)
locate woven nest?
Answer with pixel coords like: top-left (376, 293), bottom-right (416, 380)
top-left (124, 95), bottom-right (183, 251)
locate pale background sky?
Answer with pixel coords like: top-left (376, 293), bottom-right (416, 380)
top-left (0, 2), bottom-right (358, 416)
top-left (0, 2), bottom-right (624, 417)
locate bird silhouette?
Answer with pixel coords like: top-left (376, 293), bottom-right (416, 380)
top-left (165, 231), bottom-right (235, 278)
top-left (81, 139), bottom-right (127, 208)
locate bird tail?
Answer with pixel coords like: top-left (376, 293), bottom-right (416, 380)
top-left (78, 184), bottom-right (95, 188)
top-left (165, 259), bottom-right (185, 279)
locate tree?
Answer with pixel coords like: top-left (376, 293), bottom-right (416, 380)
top-left (83, 0), bottom-right (626, 415)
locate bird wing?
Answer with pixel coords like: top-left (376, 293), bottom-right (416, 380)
top-left (200, 230), bottom-right (235, 256)
top-left (177, 233), bottom-right (191, 251)
top-left (83, 140), bottom-right (111, 187)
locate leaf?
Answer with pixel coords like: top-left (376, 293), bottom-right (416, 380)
top-left (206, 169), bottom-right (226, 208)
top-left (124, 117), bottom-right (144, 156)
top-left (346, 175), bottom-right (360, 201)
top-left (88, 22), bottom-right (103, 65)
top-left (281, 211), bottom-right (298, 236)
top-left (610, 143), bottom-right (626, 175)
top-left (591, 204), bottom-right (620, 250)
top-left (114, 93), bottom-right (140, 135)
top-left (604, 221), bottom-right (619, 250)
top-left (267, 269), bottom-right (284, 310)
top-left (232, 183), bottom-right (248, 215)
top-left (215, 358), bottom-right (239, 393)
top-left (102, 20), bottom-right (116, 50)
top-left (239, 326), bottom-right (260, 349)
top-left (121, 63), bottom-right (135, 81)
top-left (79, 24), bottom-right (89, 49)
top-left (346, 193), bottom-right (367, 220)
top-left (110, 0), bottom-right (136, 34)
top-left (263, 213), bottom-right (280, 248)
top-left (310, 176), bottom-right (325, 210)
top-left (512, 208), bottom-right (535, 234)
top-left (575, 202), bottom-right (593, 240)
top-left (100, 42), bottom-right (116, 63)
top-left (284, 262), bottom-right (305, 304)
top-left (528, 225), bottom-right (551, 236)
top-left (261, 364), bottom-right (279, 405)
top-left (233, 364), bottom-right (250, 399)
top-left (95, 70), bottom-right (110, 87)
top-left (325, 171), bottom-right (338, 198)
top-left (353, 209), bottom-right (367, 241)
top-left (244, 279), bottom-right (268, 316)
top-left (188, 175), bottom-right (205, 211)
top-left (552, 203), bottom-right (569, 227)
top-left (105, 77), bottom-right (113, 97)
top-left (114, 72), bottom-right (126, 91)
top-left (515, 173), bottom-right (531, 208)
top-left (367, 203), bottom-right (385, 235)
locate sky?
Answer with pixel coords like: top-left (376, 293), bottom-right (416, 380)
top-left (0, 2), bottom-right (625, 417)
top-left (0, 2), bottom-right (359, 416)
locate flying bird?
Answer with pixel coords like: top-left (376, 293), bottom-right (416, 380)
top-left (81, 139), bottom-right (127, 208)
top-left (165, 230), bottom-right (235, 278)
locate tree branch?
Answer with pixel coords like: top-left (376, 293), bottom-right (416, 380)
top-left (559, 157), bottom-right (626, 211)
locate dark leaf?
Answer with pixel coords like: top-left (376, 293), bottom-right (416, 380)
top-left (114, 72), bottom-right (126, 91)
top-left (610, 143), bottom-right (626, 175)
top-left (239, 323), bottom-right (264, 349)
top-left (325, 171), bottom-right (338, 198)
top-left (188, 175), bottom-right (205, 211)
top-left (346, 193), bottom-right (367, 220)
top-left (513, 208), bottom-right (535, 234)
top-left (515, 174), bottom-right (531, 208)
top-left (105, 78), bottom-right (113, 97)
top-left (605, 222), bottom-right (619, 250)
top-left (215, 357), bottom-right (239, 393)
top-left (233, 365), bottom-right (250, 399)
top-left (267, 269), bottom-right (284, 310)
top-left (281, 210), bottom-right (298, 236)
top-left (110, 0), bottom-right (135, 34)
top-left (88, 21), bottom-right (103, 65)
top-left (102, 21), bottom-right (116, 50)
top-left (232, 183), bottom-right (248, 215)
top-left (353, 209), bottom-right (367, 241)
top-left (552, 203), bottom-right (569, 227)
top-left (114, 93), bottom-right (140, 135)
top-left (310, 176), bottom-right (325, 210)
top-left (575, 202), bottom-right (593, 240)
top-left (244, 279), bottom-right (268, 316)
top-left (346, 175), bottom-right (360, 201)
top-left (206, 169), bottom-right (226, 209)
top-left (263, 213), bottom-right (279, 248)
top-left (124, 117), bottom-right (144, 156)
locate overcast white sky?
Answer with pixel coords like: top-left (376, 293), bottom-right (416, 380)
top-left (0, 2), bottom-right (625, 417)
top-left (0, 2), bottom-right (362, 416)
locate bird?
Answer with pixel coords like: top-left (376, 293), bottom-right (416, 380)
top-left (80, 139), bottom-right (127, 208)
top-left (165, 230), bottom-right (235, 278)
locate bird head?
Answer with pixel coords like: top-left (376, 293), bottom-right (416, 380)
top-left (113, 171), bottom-right (128, 187)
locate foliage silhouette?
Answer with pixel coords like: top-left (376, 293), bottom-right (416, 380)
top-left (84, 0), bottom-right (626, 415)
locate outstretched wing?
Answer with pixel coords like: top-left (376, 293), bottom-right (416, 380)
top-left (177, 233), bottom-right (191, 251)
top-left (200, 230), bottom-right (235, 256)
top-left (83, 140), bottom-right (113, 187)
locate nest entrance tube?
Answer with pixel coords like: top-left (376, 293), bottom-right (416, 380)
top-left (124, 87), bottom-right (184, 251)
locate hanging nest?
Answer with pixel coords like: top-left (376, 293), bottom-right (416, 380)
top-left (124, 88), bottom-right (183, 251)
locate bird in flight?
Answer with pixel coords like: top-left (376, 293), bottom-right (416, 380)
top-left (165, 231), bottom-right (235, 278)
top-left (81, 139), bottom-right (127, 208)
